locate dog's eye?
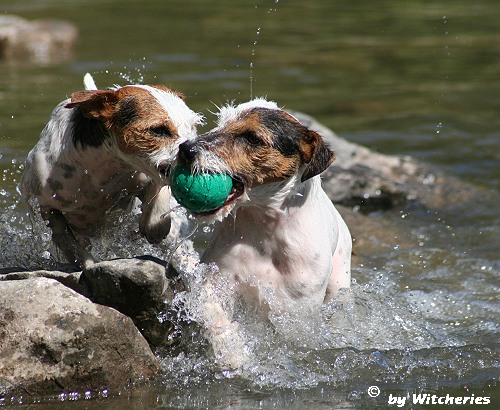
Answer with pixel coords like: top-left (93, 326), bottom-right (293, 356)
top-left (238, 131), bottom-right (262, 146)
top-left (150, 126), bottom-right (173, 138)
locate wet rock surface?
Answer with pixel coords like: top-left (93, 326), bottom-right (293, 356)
top-left (0, 277), bottom-right (159, 398)
top-left (81, 256), bottom-right (185, 348)
top-left (0, 113), bottom-right (479, 400)
top-left (0, 257), bottom-right (185, 399)
top-left (294, 111), bottom-right (477, 212)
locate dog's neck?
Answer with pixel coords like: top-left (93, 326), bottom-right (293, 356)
top-left (281, 175), bottom-right (320, 210)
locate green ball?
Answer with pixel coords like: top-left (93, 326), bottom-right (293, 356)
top-left (171, 165), bottom-right (233, 213)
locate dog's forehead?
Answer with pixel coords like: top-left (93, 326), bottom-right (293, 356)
top-left (217, 98), bottom-right (278, 126)
top-left (121, 85), bottom-right (204, 127)
top-left (216, 98), bottom-right (302, 131)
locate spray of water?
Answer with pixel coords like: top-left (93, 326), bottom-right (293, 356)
top-left (249, 1), bottom-right (279, 99)
top-left (90, 57), bottom-right (151, 87)
top-left (1, 157), bottom-right (495, 392)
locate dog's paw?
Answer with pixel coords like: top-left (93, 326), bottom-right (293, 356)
top-left (208, 322), bottom-right (252, 370)
top-left (139, 214), bottom-right (171, 244)
top-left (139, 184), bottom-right (172, 243)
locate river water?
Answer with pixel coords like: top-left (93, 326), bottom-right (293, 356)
top-left (0, 0), bottom-right (498, 408)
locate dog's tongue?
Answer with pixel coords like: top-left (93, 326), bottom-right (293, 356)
top-left (223, 179), bottom-right (245, 204)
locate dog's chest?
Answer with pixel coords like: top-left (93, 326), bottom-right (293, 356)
top-left (204, 207), bottom-right (334, 303)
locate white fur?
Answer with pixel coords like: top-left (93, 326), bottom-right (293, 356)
top-left (215, 97), bottom-right (279, 128)
top-left (83, 73), bottom-right (97, 90)
top-left (200, 175), bottom-right (352, 369)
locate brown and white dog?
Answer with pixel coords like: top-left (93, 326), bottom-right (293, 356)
top-left (176, 98), bottom-right (351, 369)
top-left (20, 74), bottom-right (204, 269)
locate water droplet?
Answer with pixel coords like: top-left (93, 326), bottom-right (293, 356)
top-left (435, 122), bottom-right (443, 134)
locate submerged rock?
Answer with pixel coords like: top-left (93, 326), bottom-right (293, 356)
top-left (0, 15), bottom-right (78, 64)
top-left (0, 278), bottom-right (159, 398)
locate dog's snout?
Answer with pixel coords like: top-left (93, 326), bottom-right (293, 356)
top-left (178, 141), bottom-right (198, 164)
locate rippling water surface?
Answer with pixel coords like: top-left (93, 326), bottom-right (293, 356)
top-left (0, 0), bottom-right (498, 408)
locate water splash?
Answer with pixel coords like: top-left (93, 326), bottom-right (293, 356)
top-left (248, 1), bottom-right (280, 99)
top-left (158, 266), bottom-right (478, 390)
top-left (435, 121), bottom-right (443, 134)
top-left (249, 27), bottom-right (260, 99)
top-left (92, 58), bottom-right (151, 86)
top-left (1, 158), bottom-right (497, 395)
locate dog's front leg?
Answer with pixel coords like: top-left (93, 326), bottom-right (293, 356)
top-left (200, 280), bottom-right (251, 370)
top-left (139, 183), bottom-right (172, 244)
top-left (43, 209), bottom-right (95, 269)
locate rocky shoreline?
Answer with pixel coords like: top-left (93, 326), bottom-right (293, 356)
top-left (0, 114), bottom-right (479, 401)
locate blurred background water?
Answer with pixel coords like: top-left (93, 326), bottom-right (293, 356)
top-left (0, 0), bottom-right (498, 408)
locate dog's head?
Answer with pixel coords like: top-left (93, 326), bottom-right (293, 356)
top-left (65, 84), bottom-right (204, 183)
top-left (176, 98), bottom-right (335, 218)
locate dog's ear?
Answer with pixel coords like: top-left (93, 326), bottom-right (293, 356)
top-left (300, 129), bottom-right (335, 182)
top-left (65, 90), bottom-right (119, 121)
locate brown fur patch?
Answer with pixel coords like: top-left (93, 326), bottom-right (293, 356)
top-left (219, 143), bottom-right (301, 187)
top-left (199, 110), bottom-right (304, 187)
top-left (117, 124), bottom-right (173, 155)
top-left (66, 90), bottom-right (118, 121)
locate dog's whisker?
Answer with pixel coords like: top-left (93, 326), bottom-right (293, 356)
top-left (145, 190), bottom-right (161, 206)
top-left (208, 100), bottom-right (222, 117)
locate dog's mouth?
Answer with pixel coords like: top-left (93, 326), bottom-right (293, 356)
top-left (196, 176), bottom-right (246, 217)
top-left (157, 161), bottom-right (171, 179)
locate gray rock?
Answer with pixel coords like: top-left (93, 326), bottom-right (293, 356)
top-left (0, 269), bottom-right (86, 295)
top-left (0, 277), bottom-right (159, 398)
top-left (294, 111), bottom-right (477, 211)
top-left (81, 257), bottom-right (185, 348)
top-left (0, 15), bottom-right (78, 64)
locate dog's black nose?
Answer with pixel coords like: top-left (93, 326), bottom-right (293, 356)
top-left (178, 141), bottom-right (198, 164)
